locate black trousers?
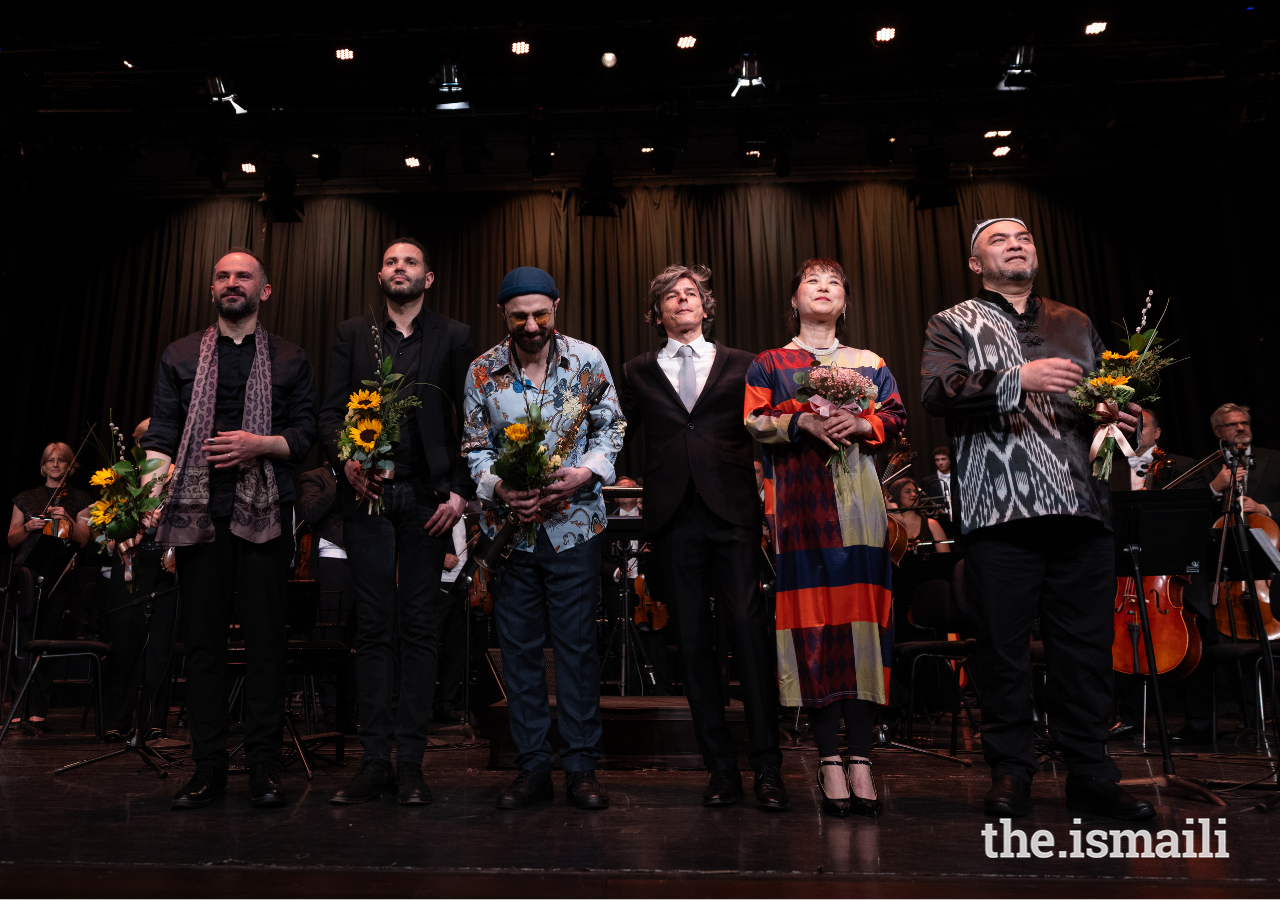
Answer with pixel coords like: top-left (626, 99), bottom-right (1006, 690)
top-left (343, 480), bottom-right (449, 764)
top-left (965, 515), bottom-right (1121, 783)
top-left (313, 556), bottom-right (356, 732)
top-left (649, 487), bottom-right (781, 773)
top-left (176, 514), bottom-right (291, 771)
top-left (434, 582), bottom-right (468, 708)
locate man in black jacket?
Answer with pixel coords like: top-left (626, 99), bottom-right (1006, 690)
top-left (617, 264), bottom-right (788, 811)
top-left (319, 237), bottom-right (475, 806)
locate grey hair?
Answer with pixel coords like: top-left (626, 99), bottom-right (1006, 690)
top-left (970, 217), bottom-right (1029, 256)
top-left (1210, 403), bottom-right (1251, 430)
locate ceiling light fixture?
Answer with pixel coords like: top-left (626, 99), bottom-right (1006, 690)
top-left (336, 48), bottom-right (354, 60)
top-left (405, 156), bottom-right (421, 168)
top-left (123, 60), bottom-right (134, 68)
top-left (1085, 22), bottom-right (1107, 35)
top-left (993, 146), bottom-right (1011, 157)
top-left (512, 41), bottom-right (530, 55)
top-left (436, 62), bottom-right (469, 110)
top-left (601, 52), bottom-right (617, 68)
top-left (731, 53), bottom-right (764, 98)
top-left (207, 75), bottom-right (248, 115)
top-left (640, 147), bottom-right (654, 153)
top-left (996, 44), bottom-right (1034, 91)
top-left (875, 27), bottom-right (896, 42)
top-left (984, 130), bottom-right (1013, 138)
top-left (241, 163), bottom-right (256, 174)
top-left (677, 35), bottom-right (696, 49)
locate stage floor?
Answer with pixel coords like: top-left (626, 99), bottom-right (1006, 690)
top-left (2, 709), bottom-right (1279, 898)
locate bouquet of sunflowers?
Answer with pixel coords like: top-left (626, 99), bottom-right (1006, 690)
top-left (334, 322), bottom-right (422, 513)
top-left (794, 361), bottom-right (880, 471)
top-left (87, 420), bottom-right (168, 552)
top-left (1070, 292), bottom-right (1178, 480)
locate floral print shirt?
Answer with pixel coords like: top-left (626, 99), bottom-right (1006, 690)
top-left (463, 332), bottom-right (626, 553)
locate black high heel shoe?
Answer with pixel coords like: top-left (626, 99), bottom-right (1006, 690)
top-left (817, 759), bottom-right (852, 817)
top-left (846, 758), bottom-right (883, 818)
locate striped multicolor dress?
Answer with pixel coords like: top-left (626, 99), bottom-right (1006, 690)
top-left (744, 345), bottom-right (906, 708)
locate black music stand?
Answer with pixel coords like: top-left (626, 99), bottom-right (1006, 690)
top-left (1111, 490), bottom-right (1226, 806)
top-left (599, 515), bottom-right (658, 696)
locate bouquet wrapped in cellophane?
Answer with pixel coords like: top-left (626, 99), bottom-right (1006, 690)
top-left (794, 361), bottom-right (879, 470)
top-left (481, 379), bottom-right (610, 570)
top-left (334, 321), bottom-right (422, 514)
top-left (87, 420), bottom-right (169, 585)
top-left (1070, 292), bottom-right (1179, 480)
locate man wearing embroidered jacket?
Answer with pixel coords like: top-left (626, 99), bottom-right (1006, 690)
top-left (462, 266), bottom-right (625, 811)
top-left (921, 218), bottom-right (1150, 821)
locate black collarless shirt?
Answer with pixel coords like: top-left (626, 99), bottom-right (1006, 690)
top-left (380, 317), bottom-right (428, 480)
top-left (142, 330), bottom-right (318, 517)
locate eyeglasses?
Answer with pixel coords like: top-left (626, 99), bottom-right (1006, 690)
top-left (507, 311), bottom-right (553, 327)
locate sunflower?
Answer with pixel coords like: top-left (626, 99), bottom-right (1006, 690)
top-left (89, 500), bottom-right (115, 526)
top-left (1102, 350), bottom-right (1140, 361)
top-left (89, 468), bottom-right (118, 488)
top-left (349, 418), bottom-right (382, 452)
top-left (348, 389), bottom-right (381, 411)
top-left (1090, 375), bottom-right (1131, 388)
top-left (504, 423), bottom-right (530, 442)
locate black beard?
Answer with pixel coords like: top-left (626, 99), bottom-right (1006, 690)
top-left (510, 325), bottom-right (554, 356)
top-left (215, 289), bottom-right (261, 322)
top-left (380, 273), bottom-right (428, 303)
top-left (994, 263), bottom-right (1038, 283)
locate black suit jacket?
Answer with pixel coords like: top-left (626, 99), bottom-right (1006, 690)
top-left (1183, 445), bottom-right (1280, 514)
top-left (618, 341), bottom-right (760, 536)
top-left (320, 305), bottom-right (476, 516)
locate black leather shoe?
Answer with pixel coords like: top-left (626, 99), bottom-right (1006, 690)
top-left (496, 769), bottom-right (554, 809)
top-left (329, 758), bottom-right (395, 805)
top-left (1108, 722), bottom-right (1136, 740)
top-left (703, 768), bottom-right (744, 807)
top-left (249, 762), bottom-right (288, 808)
top-left (753, 764), bottom-right (791, 810)
top-left (984, 774), bottom-right (1032, 817)
top-left (566, 770), bottom-right (609, 810)
top-left (1065, 775), bottom-right (1156, 820)
top-left (1170, 724), bottom-right (1213, 745)
top-left (396, 762), bottom-right (433, 806)
top-left (171, 768), bottom-right (226, 810)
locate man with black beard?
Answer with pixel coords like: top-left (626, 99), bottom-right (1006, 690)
top-left (320, 238), bottom-right (475, 806)
top-left (139, 249), bottom-right (317, 809)
top-left (922, 218), bottom-right (1152, 821)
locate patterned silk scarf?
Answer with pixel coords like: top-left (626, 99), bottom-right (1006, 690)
top-left (156, 322), bottom-right (281, 546)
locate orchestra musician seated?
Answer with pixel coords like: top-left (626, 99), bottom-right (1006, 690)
top-left (1120, 409), bottom-right (1196, 491)
top-left (886, 478), bottom-right (950, 554)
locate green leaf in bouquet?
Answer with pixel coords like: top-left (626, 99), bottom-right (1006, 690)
top-left (112, 460), bottom-right (134, 477)
top-left (140, 457), bottom-right (165, 475)
top-left (384, 373), bottom-right (403, 383)
top-left (377, 443), bottom-right (392, 454)
top-left (361, 379), bottom-right (379, 387)
top-left (378, 460), bottom-right (395, 472)
top-left (382, 356), bottom-right (394, 376)
top-left (354, 449), bottom-right (368, 461)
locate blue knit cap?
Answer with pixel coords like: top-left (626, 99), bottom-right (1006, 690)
top-left (497, 266), bottom-right (560, 304)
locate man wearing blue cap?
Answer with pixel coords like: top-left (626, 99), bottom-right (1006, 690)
top-left (463, 266), bottom-right (626, 810)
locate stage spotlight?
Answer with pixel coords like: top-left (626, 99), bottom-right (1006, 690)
top-left (993, 146), bottom-right (1011, 157)
top-left (123, 60), bottom-right (134, 68)
top-left (578, 158), bottom-right (627, 218)
top-left (311, 153), bottom-right (319, 159)
top-left (336, 48), bottom-right (354, 60)
top-left (601, 52), bottom-right (617, 68)
top-left (875, 28), bottom-right (896, 42)
top-left (405, 156), bottom-right (421, 168)
top-left (746, 150), bottom-right (761, 158)
top-left (207, 75), bottom-right (248, 114)
top-left (731, 53), bottom-right (764, 98)
top-left (241, 162), bottom-right (256, 174)
top-left (997, 44), bottom-right (1034, 91)
top-left (983, 130), bottom-right (1013, 138)
top-left (437, 62), bottom-right (469, 110)
top-left (909, 145), bottom-right (958, 211)
top-left (512, 41), bottom-right (530, 55)
top-left (677, 36), bottom-right (696, 49)
top-left (1085, 22), bottom-right (1107, 35)
top-left (640, 147), bottom-right (654, 153)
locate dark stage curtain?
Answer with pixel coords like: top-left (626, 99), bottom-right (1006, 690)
top-left (6, 176), bottom-right (1275, 501)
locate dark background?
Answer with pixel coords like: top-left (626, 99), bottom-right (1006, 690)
top-left (2, 8), bottom-right (1277, 500)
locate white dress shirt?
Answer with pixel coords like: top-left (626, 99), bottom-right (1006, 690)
top-left (656, 333), bottom-right (717, 400)
top-left (1128, 448), bottom-right (1155, 491)
top-left (440, 518), bottom-right (469, 584)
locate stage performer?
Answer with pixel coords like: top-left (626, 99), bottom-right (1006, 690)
top-left (463, 267), bottom-right (624, 811)
top-left (320, 238), bottom-right (474, 806)
top-left (745, 258), bottom-right (905, 818)
top-left (617, 264), bottom-right (789, 810)
top-left (921, 217), bottom-right (1153, 820)
top-left (140, 248), bottom-right (317, 810)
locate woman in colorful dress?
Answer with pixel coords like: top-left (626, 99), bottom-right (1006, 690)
top-left (745, 258), bottom-right (906, 818)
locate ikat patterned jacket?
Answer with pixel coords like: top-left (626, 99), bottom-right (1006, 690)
top-left (462, 332), bottom-right (625, 553)
top-left (921, 290), bottom-right (1110, 535)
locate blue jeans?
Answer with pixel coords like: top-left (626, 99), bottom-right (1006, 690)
top-left (343, 480), bottom-right (449, 765)
top-left (493, 530), bottom-right (603, 774)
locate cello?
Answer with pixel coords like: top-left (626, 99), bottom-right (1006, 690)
top-left (1110, 448), bottom-right (1205, 677)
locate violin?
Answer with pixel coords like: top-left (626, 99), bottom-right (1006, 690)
top-left (468, 550), bottom-right (493, 615)
top-left (1111, 575), bottom-right (1203, 677)
top-left (880, 441), bottom-right (915, 566)
top-left (632, 574), bottom-right (669, 631)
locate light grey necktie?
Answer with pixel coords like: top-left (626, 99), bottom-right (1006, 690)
top-left (675, 344), bottom-right (697, 411)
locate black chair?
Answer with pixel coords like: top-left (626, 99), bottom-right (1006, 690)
top-left (0, 638), bottom-right (111, 747)
top-left (1202, 640), bottom-right (1275, 749)
top-left (893, 561), bottom-right (978, 757)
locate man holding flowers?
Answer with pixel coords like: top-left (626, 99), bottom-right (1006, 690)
top-left (921, 218), bottom-right (1151, 821)
top-left (319, 238), bottom-right (475, 807)
top-left (462, 266), bottom-right (625, 811)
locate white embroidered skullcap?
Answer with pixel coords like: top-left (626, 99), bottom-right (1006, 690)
top-left (970, 217), bottom-right (1029, 255)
